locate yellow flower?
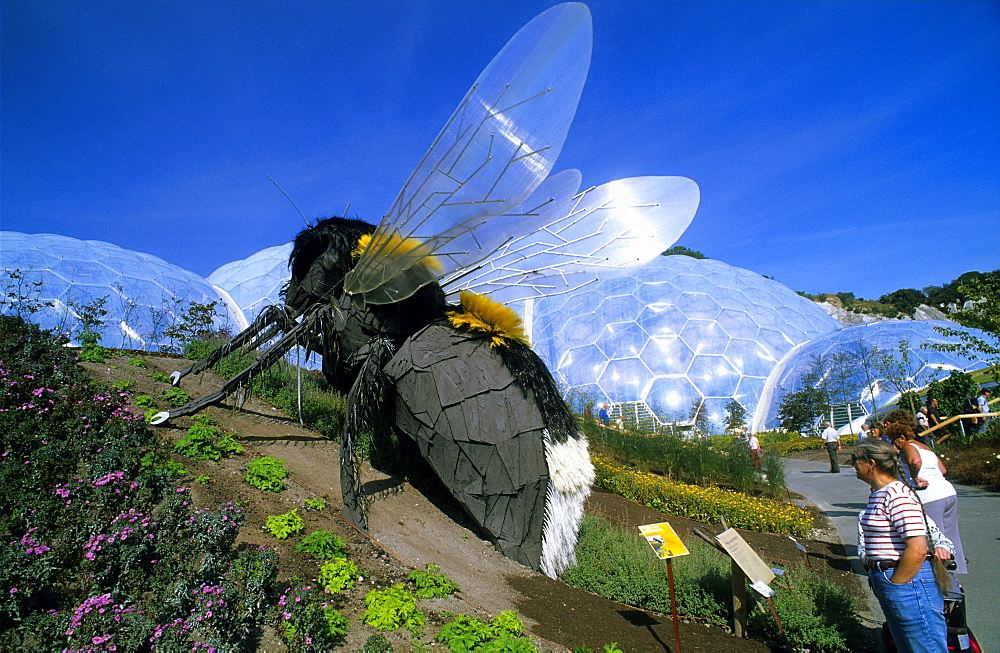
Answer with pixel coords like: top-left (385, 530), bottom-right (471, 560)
top-left (446, 291), bottom-right (530, 348)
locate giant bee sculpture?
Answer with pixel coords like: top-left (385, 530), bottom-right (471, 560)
top-left (152, 3), bottom-right (699, 577)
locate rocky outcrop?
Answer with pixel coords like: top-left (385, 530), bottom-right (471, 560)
top-left (817, 299), bottom-right (954, 327)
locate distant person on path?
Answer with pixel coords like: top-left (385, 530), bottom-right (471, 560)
top-left (886, 423), bottom-right (968, 575)
top-left (859, 423), bottom-right (872, 439)
top-left (598, 404), bottom-right (610, 428)
top-left (916, 407), bottom-right (929, 434)
top-left (977, 389), bottom-right (992, 429)
top-left (926, 398), bottom-right (943, 434)
top-left (748, 432), bottom-right (763, 467)
top-left (852, 438), bottom-right (948, 652)
top-left (821, 422), bottom-right (841, 473)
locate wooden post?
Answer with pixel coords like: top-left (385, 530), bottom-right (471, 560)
top-left (731, 558), bottom-right (748, 638)
top-left (667, 558), bottom-right (682, 653)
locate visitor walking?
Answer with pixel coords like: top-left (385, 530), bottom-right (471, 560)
top-left (598, 404), bottom-right (610, 428)
top-left (886, 422), bottom-right (968, 575)
top-left (821, 422), bottom-right (841, 473)
top-left (852, 438), bottom-right (948, 653)
top-left (748, 432), bottom-right (763, 467)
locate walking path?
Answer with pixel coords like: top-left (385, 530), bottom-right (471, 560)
top-left (783, 457), bottom-right (998, 652)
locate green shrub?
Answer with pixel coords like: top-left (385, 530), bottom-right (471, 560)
top-left (564, 515), bottom-right (864, 651)
top-left (435, 612), bottom-right (537, 652)
top-left (111, 378), bottom-right (136, 392)
top-left (362, 584), bottom-right (424, 635)
top-left (276, 585), bottom-right (351, 648)
top-left (303, 497), bottom-right (326, 511)
top-left (159, 386), bottom-right (192, 407)
top-left (149, 372), bottom-right (171, 383)
top-left (266, 509), bottom-right (305, 539)
top-left (173, 420), bottom-right (243, 461)
top-left (319, 558), bottom-right (361, 593)
top-left (295, 529), bottom-right (347, 559)
top-left (407, 563), bottom-right (459, 598)
top-left (244, 456), bottom-right (288, 492)
top-left (134, 394), bottom-right (157, 408)
top-left (126, 357), bottom-right (148, 368)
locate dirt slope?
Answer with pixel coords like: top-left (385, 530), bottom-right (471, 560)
top-left (84, 352), bottom-right (869, 651)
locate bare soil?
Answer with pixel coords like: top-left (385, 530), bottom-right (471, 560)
top-left (84, 352), bottom-right (878, 652)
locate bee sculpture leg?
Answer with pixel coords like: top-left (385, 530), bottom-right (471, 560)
top-left (151, 305), bottom-right (335, 424)
top-left (383, 322), bottom-right (594, 577)
top-left (169, 304), bottom-right (298, 386)
top-left (339, 336), bottom-right (396, 530)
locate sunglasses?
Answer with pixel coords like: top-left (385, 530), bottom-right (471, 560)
top-left (850, 454), bottom-right (868, 465)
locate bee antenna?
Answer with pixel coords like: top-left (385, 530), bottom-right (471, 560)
top-left (267, 175), bottom-right (311, 227)
top-left (342, 203), bottom-right (351, 219)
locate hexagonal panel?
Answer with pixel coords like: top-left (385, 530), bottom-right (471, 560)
top-left (598, 358), bottom-right (653, 400)
top-left (688, 355), bottom-right (740, 397)
top-left (646, 376), bottom-right (702, 420)
top-left (596, 322), bottom-right (648, 359)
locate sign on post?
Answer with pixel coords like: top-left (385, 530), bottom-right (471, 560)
top-left (639, 522), bottom-right (690, 559)
top-left (715, 528), bottom-right (775, 585)
top-left (638, 522), bottom-right (688, 653)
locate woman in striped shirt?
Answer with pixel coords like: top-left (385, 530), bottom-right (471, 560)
top-left (853, 438), bottom-right (946, 653)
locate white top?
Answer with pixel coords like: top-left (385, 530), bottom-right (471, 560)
top-left (748, 435), bottom-right (761, 450)
top-left (821, 427), bottom-right (839, 443)
top-left (908, 444), bottom-right (957, 504)
top-left (916, 412), bottom-right (929, 429)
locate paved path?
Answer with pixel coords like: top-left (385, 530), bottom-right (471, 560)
top-left (783, 457), bottom-right (998, 652)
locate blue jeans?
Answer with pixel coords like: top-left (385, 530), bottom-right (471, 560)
top-left (869, 561), bottom-right (947, 653)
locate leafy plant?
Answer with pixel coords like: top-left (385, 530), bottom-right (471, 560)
top-left (303, 497), bottom-right (326, 511)
top-left (111, 378), bottom-right (136, 392)
top-left (143, 408), bottom-right (162, 423)
top-left (362, 634), bottom-right (394, 652)
top-left (140, 449), bottom-right (188, 476)
top-left (266, 509), bottom-right (305, 539)
top-left (195, 475), bottom-right (210, 484)
top-left (362, 584), bottom-right (425, 636)
top-left (134, 394), bottom-right (157, 408)
top-left (435, 611), bottom-right (536, 652)
top-left (276, 584), bottom-right (351, 648)
top-left (126, 357), bottom-right (148, 368)
top-left (318, 558), bottom-right (361, 593)
top-left (159, 386), bottom-right (193, 407)
top-left (295, 529), bottom-right (347, 559)
top-left (408, 563), bottom-right (459, 598)
top-left (173, 420), bottom-right (243, 461)
top-left (149, 372), bottom-right (171, 383)
top-left (244, 456), bottom-right (288, 492)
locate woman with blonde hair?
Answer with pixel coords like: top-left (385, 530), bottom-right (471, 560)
top-left (852, 438), bottom-right (946, 652)
top-left (884, 422), bottom-right (967, 575)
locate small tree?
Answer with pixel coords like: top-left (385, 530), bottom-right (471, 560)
top-left (926, 271), bottom-right (1000, 384)
top-left (776, 356), bottom-right (830, 433)
top-left (162, 299), bottom-right (224, 354)
top-left (689, 398), bottom-right (711, 438)
top-left (1, 269), bottom-right (47, 318)
top-left (723, 399), bottom-right (747, 433)
top-left (875, 339), bottom-right (931, 415)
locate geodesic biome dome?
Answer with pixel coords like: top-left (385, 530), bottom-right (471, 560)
top-left (208, 243), bottom-right (292, 326)
top-left (755, 319), bottom-right (995, 431)
top-left (527, 255), bottom-right (840, 430)
top-left (1, 232), bottom-right (240, 350)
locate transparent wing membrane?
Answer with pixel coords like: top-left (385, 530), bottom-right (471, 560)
top-left (445, 176), bottom-right (701, 302)
top-left (344, 2), bottom-right (592, 304)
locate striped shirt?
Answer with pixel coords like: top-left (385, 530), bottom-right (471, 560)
top-left (858, 481), bottom-right (926, 561)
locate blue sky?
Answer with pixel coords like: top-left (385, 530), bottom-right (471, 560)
top-left (3, 0), bottom-right (998, 300)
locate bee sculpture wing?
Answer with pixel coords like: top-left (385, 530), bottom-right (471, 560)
top-left (443, 175), bottom-right (701, 302)
top-left (343, 2), bottom-right (592, 305)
